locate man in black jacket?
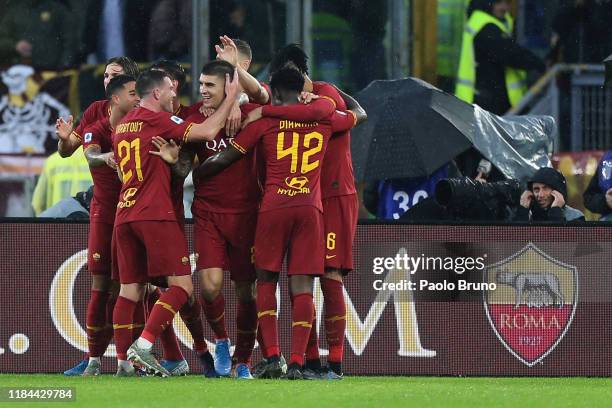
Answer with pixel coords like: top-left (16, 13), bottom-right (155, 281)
top-left (583, 151), bottom-right (612, 221)
top-left (515, 167), bottom-right (584, 222)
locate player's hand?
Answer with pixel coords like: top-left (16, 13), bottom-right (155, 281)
top-left (550, 190), bottom-right (565, 208)
top-left (520, 190), bottom-right (534, 208)
top-left (55, 115), bottom-right (74, 141)
top-left (226, 101), bottom-right (242, 137)
top-left (606, 188), bottom-right (612, 209)
top-left (225, 68), bottom-right (240, 99)
top-left (299, 91), bottom-right (319, 104)
top-left (215, 35), bottom-right (238, 66)
top-left (149, 136), bottom-right (180, 164)
top-left (241, 107), bottom-right (262, 129)
top-left (200, 105), bottom-right (216, 117)
top-left (103, 152), bottom-right (117, 170)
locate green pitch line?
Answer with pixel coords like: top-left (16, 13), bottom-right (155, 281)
top-left (0, 375), bottom-right (611, 408)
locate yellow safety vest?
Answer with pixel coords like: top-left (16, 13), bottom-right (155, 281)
top-left (455, 10), bottom-right (527, 107)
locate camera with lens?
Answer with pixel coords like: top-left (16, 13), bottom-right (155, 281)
top-left (434, 177), bottom-right (521, 220)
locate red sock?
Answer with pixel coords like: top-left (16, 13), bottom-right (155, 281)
top-left (132, 300), bottom-right (146, 342)
top-left (289, 293), bottom-right (315, 367)
top-left (147, 288), bottom-right (184, 361)
top-left (256, 327), bottom-right (268, 358)
top-left (202, 293), bottom-right (228, 340)
top-left (305, 316), bottom-right (320, 361)
top-left (86, 290), bottom-right (109, 357)
top-left (99, 292), bottom-right (118, 353)
top-left (113, 296), bottom-right (137, 360)
top-left (141, 286), bottom-right (189, 360)
top-left (179, 297), bottom-right (208, 354)
top-left (321, 278), bottom-right (346, 363)
top-left (256, 281), bottom-right (279, 357)
top-left (234, 300), bottom-right (257, 364)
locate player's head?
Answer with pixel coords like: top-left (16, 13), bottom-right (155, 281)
top-left (269, 66), bottom-right (305, 106)
top-left (105, 74), bottom-right (139, 113)
top-left (104, 56), bottom-right (139, 89)
top-left (233, 38), bottom-right (253, 71)
top-left (199, 60), bottom-right (235, 109)
top-left (136, 69), bottom-right (176, 113)
top-left (150, 59), bottom-right (187, 93)
top-left (467, 0), bottom-right (509, 18)
top-left (269, 43), bottom-right (309, 77)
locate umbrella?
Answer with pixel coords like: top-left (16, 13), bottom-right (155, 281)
top-left (352, 78), bottom-right (554, 182)
top-left (604, 54), bottom-right (612, 87)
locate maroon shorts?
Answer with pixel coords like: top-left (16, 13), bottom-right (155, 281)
top-left (193, 210), bottom-right (257, 282)
top-left (87, 222), bottom-right (113, 276)
top-left (323, 194), bottom-right (358, 274)
top-left (115, 220), bottom-right (191, 284)
top-left (254, 206), bottom-right (324, 276)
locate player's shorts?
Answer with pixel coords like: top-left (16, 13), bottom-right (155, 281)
top-left (254, 206), bottom-right (324, 276)
top-left (87, 222), bottom-right (113, 276)
top-left (322, 194), bottom-right (358, 274)
top-left (115, 220), bottom-right (191, 284)
top-left (193, 210), bottom-right (257, 282)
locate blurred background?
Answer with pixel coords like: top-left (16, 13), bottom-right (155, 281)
top-left (0, 0), bottom-right (610, 220)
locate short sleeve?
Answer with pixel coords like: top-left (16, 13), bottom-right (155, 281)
top-left (230, 120), bottom-right (264, 155)
top-left (82, 123), bottom-right (102, 150)
top-left (331, 110), bottom-right (357, 133)
top-left (156, 113), bottom-right (194, 146)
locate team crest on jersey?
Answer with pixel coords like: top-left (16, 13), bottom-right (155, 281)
top-left (84, 132), bottom-right (92, 143)
top-left (483, 243), bottom-right (578, 366)
top-left (170, 115), bottom-right (184, 124)
top-left (181, 256), bottom-right (189, 265)
top-left (92, 252), bottom-right (101, 262)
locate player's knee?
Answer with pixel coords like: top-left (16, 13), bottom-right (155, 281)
top-left (91, 275), bottom-right (112, 291)
top-left (234, 281), bottom-right (256, 302)
top-left (289, 275), bottom-right (314, 295)
top-left (323, 270), bottom-right (343, 282)
top-left (120, 283), bottom-right (144, 302)
top-left (169, 276), bottom-right (193, 297)
top-left (256, 269), bottom-right (278, 283)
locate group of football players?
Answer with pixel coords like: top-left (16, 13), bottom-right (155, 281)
top-left (56, 36), bottom-right (366, 380)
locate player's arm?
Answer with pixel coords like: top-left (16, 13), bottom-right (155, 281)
top-left (216, 35), bottom-right (270, 105)
top-left (149, 136), bottom-right (195, 179)
top-left (261, 97), bottom-right (336, 122)
top-left (186, 70), bottom-right (240, 142)
top-left (84, 145), bottom-right (116, 169)
top-left (334, 86), bottom-right (367, 125)
top-left (194, 145), bottom-right (243, 179)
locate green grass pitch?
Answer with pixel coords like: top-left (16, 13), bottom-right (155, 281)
top-left (0, 375), bottom-right (610, 407)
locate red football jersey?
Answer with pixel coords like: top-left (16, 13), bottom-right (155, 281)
top-left (231, 105), bottom-right (355, 212)
top-left (187, 103), bottom-right (261, 214)
top-left (113, 107), bottom-right (194, 225)
top-left (82, 118), bottom-right (122, 224)
top-left (312, 81), bottom-right (357, 198)
top-left (73, 100), bottom-right (111, 144)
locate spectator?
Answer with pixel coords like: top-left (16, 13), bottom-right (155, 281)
top-left (149, 0), bottom-right (192, 61)
top-left (39, 185), bottom-right (93, 218)
top-left (31, 148), bottom-right (92, 216)
top-left (455, 0), bottom-right (545, 115)
top-left (514, 167), bottom-right (584, 222)
top-left (0, 0), bottom-right (77, 69)
top-left (583, 151), bottom-right (612, 221)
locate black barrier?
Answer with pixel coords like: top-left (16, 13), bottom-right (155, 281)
top-left (0, 220), bottom-right (611, 375)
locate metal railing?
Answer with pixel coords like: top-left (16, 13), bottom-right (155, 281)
top-left (508, 64), bottom-right (612, 152)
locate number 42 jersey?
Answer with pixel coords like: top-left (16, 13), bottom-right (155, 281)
top-left (113, 107), bottom-right (194, 225)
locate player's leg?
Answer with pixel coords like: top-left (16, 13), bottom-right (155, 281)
top-left (232, 280), bottom-right (257, 379)
top-left (128, 221), bottom-right (193, 377)
top-left (284, 275), bottom-right (316, 380)
top-left (254, 269), bottom-right (282, 379)
top-left (177, 294), bottom-right (217, 377)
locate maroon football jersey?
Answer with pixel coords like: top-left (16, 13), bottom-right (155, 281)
top-left (73, 100), bottom-right (111, 144)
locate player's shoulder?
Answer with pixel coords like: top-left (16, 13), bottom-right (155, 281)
top-left (313, 81), bottom-right (341, 100)
top-left (84, 99), bottom-right (110, 116)
top-left (240, 102), bottom-right (261, 115)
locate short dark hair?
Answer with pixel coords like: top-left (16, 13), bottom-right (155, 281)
top-left (269, 43), bottom-right (309, 75)
top-left (269, 67), bottom-right (305, 94)
top-left (136, 69), bottom-right (169, 98)
top-left (201, 60), bottom-right (235, 81)
top-left (106, 56), bottom-right (139, 79)
top-left (150, 59), bottom-right (187, 91)
top-left (233, 38), bottom-right (252, 61)
top-left (105, 75), bottom-right (136, 99)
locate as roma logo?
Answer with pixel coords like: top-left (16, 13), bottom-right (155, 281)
top-left (483, 243), bottom-right (578, 366)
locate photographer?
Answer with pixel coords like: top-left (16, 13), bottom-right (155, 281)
top-left (514, 167), bottom-right (584, 222)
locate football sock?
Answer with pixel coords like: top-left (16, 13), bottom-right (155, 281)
top-left (113, 296), bottom-right (137, 360)
top-left (148, 287), bottom-right (184, 361)
top-left (132, 300), bottom-right (146, 342)
top-left (321, 278), bottom-right (346, 364)
top-left (202, 293), bottom-right (228, 340)
top-left (86, 289), bottom-right (110, 358)
top-left (100, 291), bottom-right (118, 353)
top-left (179, 297), bottom-right (208, 354)
top-left (141, 286), bottom-right (189, 350)
top-left (256, 281), bottom-right (280, 357)
top-left (234, 300), bottom-right (258, 364)
top-left (289, 293), bottom-right (315, 367)
top-left (305, 358), bottom-right (322, 371)
top-left (257, 325), bottom-right (268, 358)
top-left (305, 316), bottom-right (320, 362)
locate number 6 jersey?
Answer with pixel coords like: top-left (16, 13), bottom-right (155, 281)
top-left (113, 106), bottom-right (194, 225)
